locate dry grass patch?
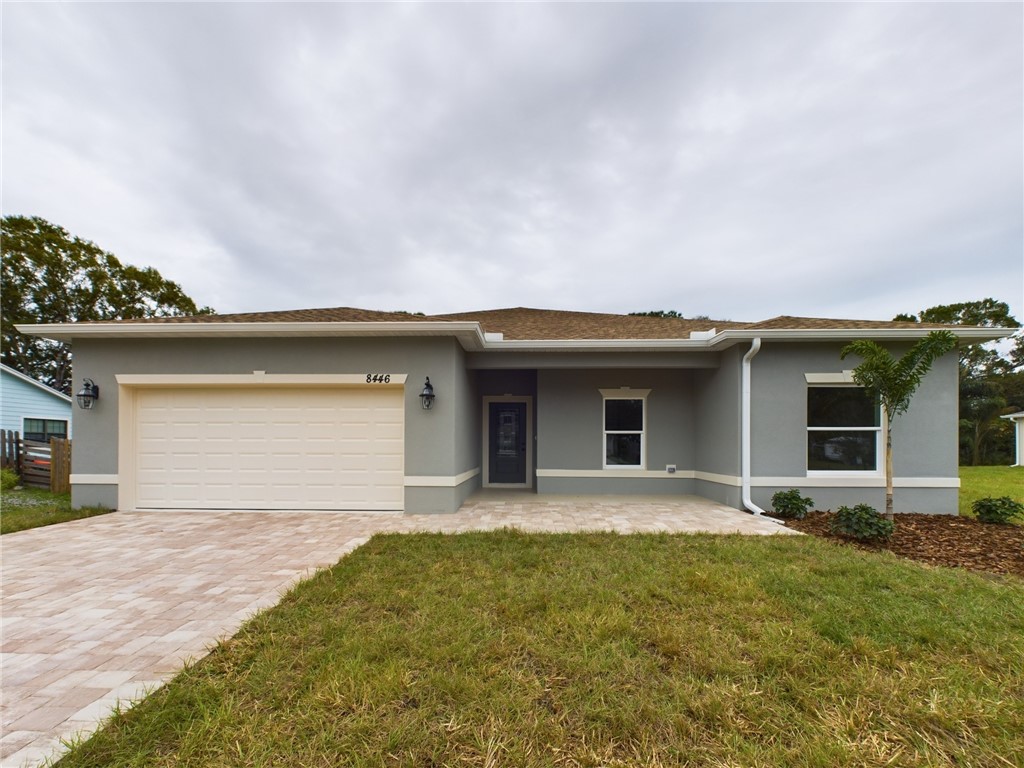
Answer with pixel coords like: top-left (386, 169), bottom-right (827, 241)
top-left (57, 531), bottom-right (1024, 767)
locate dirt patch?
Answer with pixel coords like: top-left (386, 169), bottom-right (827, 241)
top-left (785, 512), bottom-right (1024, 578)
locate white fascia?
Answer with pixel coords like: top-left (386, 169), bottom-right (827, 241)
top-left (16, 321), bottom-right (490, 351)
top-left (17, 321), bottom-right (1014, 353)
top-left (706, 327), bottom-right (1012, 348)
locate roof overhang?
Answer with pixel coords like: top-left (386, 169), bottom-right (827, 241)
top-left (16, 321), bottom-right (491, 351)
top-left (16, 321), bottom-right (1013, 352)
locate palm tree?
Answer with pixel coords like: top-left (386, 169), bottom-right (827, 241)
top-left (840, 331), bottom-right (958, 520)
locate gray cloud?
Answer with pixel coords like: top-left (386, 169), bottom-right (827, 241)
top-left (4, 2), bottom-right (1021, 323)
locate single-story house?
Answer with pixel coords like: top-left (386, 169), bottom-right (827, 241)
top-left (0, 363), bottom-right (72, 442)
top-left (19, 307), bottom-right (1010, 515)
top-left (1000, 411), bottom-right (1024, 467)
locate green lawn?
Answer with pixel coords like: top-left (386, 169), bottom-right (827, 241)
top-left (59, 531), bottom-right (1024, 767)
top-left (959, 465), bottom-right (1024, 516)
top-left (0, 486), bottom-right (112, 534)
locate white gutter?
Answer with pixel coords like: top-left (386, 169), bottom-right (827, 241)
top-left (741, 337), bottom-right (767, 516)
top-left (17, 321), bottom-right (1013, 353)
top-left (15, 321), bottom-right (491, 351)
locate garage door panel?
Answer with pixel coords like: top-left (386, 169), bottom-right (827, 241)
top-left (133, 387), bottom-right (405, 511)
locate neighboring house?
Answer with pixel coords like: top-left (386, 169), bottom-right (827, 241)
top-left (0, 363), bottom-right (72, 443)
top-left (1000, 411), bottom-right (1024, 467)
top-left (18, 307), bottom-right (1010, 515)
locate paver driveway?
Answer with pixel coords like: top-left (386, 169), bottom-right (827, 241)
top-left (1, 495), bottom-right (794, 767)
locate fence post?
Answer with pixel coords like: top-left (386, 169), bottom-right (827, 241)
top-left (0, 430), bottom-right (22, 471)
top-left (50, 437), bottom-right (71, 494)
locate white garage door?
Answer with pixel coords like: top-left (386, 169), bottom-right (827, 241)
top-left (133, 387), bottom-right (404, 511)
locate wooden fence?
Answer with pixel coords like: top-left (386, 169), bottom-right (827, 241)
top-left (0, 430), bottom-right (72, 493)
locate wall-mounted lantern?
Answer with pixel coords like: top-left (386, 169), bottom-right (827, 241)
top-left (76, 379), bottom-right (100, 410)
top-left (419, 377), bottom-right (435, 410)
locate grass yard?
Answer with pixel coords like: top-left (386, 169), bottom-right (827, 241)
top-left (59, 531), bottom-right (1023, 768)
top-left (959, 465), bottom-right (1024, 516)
top-left (0, 486), bottom-right (112, 534)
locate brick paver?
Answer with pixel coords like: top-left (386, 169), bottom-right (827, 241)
top-left (0, 495), bottom-right (795, 766)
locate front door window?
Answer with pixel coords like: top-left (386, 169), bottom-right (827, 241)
top-left (488, 402), bottom-right (526, 484)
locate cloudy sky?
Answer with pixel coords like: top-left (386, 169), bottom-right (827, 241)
top-left (3, 2), bottom-right (1022, 323)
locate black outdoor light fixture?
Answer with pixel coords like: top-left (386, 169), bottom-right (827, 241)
top-left (419, 377), bottom-right (436, 410)
top-left (76, 379), bottom-right (100, 410)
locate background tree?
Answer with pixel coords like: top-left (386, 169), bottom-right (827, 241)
top-left (629, 310), bottom-right (686, 318)
top-left (841, 331), bottom-right (958, 520)
top-left (1, 215), bottom-right (212, 393)
top-left (629, 310), bottom-right (715, 320)
top-left (895, 299), bottom-right (1023, 464)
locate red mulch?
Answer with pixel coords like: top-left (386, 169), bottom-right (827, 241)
top-left (785, 512), bottom-right (1024, 578)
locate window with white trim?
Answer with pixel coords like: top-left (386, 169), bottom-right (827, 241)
top-left (807, 386), bottom-right (881, 473)
top-left (601, 389), bottom-right (649, 468)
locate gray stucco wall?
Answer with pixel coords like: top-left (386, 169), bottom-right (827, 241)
top-left (747, 343), bottom-right (959, 514)
top-left (692, 346), bottom-right (742, 477)
top-left (69, 336), bottom-right (470, 512)
top-left (535, 368), bottom-right (695, 493)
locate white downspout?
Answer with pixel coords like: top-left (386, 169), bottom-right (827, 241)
top-left (741, 337), bottom-right (768, 515)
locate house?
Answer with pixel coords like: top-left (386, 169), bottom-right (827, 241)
top-left (1000, 411), bottom-right (1024, 467)
top-left (18, 307), bottom-right (1009, 515)
top-left (0, 363), bottom-right (72, 443)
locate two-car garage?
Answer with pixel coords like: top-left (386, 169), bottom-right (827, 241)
top-left (119, 376), bottom-right (405, 511)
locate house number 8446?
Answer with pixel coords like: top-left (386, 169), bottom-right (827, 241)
top-left (366, 374), bottom-right (391, 383)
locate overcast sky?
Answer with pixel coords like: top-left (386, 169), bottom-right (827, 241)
top-left (3, 2), bottom-right (1022, 324)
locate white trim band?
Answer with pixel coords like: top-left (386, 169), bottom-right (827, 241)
top-left (537, 469), bottom-right (685, 479)
top-left (404, 468), bottom-right (481, 487)
top-left (70, 474), bottom-right (119, 485)
top-left (115, 373), bottom-right (407, 387)
top-left (805, 371), bottom-right (856, 384)
top-left (753, 476), bottom-right (961, 489)
top-left (536, 469), bottom-right (959, 489)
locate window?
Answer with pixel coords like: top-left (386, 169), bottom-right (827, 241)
top-left (601, 389), bottom-right (650, 468)
top-left (807, 386), bottom-right (880, 472)
top-left (23, 418), bottom-right (68, 443)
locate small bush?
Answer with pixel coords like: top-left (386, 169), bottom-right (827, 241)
top-left (1, 468), bottom-right (18, 491)
top-left (831, 504), bottom-right (895, 541)
top-left (771, 489), bottom-right (815, 519)
top-left (972, 496), bottom-right (1024, 525)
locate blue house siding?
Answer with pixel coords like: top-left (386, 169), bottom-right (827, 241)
top-left (0, 365), bottom-right (73, 438)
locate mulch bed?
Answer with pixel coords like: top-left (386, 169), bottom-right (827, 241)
top-left (785, 512), bottom-right (1024, 578)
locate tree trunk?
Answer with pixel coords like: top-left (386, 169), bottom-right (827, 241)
top-left (885, 421), bottom-right (894, 521)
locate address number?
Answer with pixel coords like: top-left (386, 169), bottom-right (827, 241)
top-left (366, 374), bottom-right (392, 384)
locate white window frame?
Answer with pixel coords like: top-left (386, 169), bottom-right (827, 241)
top-left (599, 388), bottom-right (650, 470)
top-left (805, 378), bottom-right (884, 478)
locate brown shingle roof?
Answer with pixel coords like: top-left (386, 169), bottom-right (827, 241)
top-left (431, 308), bottom-right (746, 340)
top-left (107, 307), bottom-right (438, 324)
top-left (745, 315), bottom-right (955, 331)
top-left (82, 306), bottom-right (972, 340)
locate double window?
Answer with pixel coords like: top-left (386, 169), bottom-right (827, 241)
top-left (807, 386), bottom-right (881, 473)
top-left (601, 389), bottom-right (649, 468)
top-left (23, 418), bottom-right (68, 443)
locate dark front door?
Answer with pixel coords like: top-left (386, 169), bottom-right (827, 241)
top-left (488, 402), bottom-right (527, 484)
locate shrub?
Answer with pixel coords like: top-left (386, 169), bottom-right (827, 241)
top-left (972, 496), bottom-right (1024, 525)
top-left (1, 468), bottom-right (18, 491)
top-left (771, 489), bottom-right (815, 519)
top-left (831, 504), bottom-right (895, 541)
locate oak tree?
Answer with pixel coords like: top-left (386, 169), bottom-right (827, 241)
top-left (1, 215), bottom-right (212, 393)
